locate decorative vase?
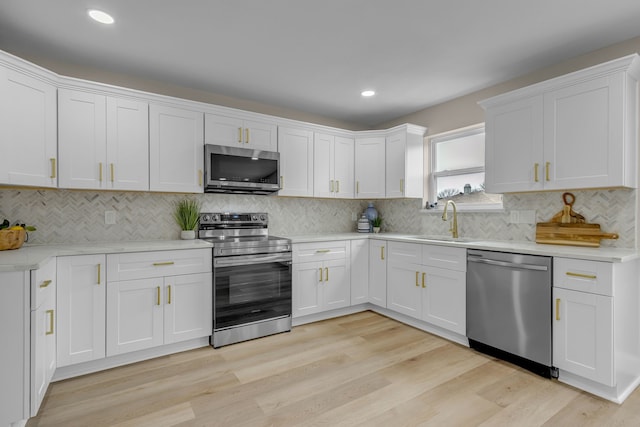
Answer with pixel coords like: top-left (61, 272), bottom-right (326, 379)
top-left (180, 230), bottom-right (196, 240)
top-left (365, 202), bottom-right (378, 232)
top-left (373, 227), bottom-right (381, 234)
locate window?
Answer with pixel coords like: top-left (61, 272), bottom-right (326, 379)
top-left (426, 124), bottom-right (502, 209)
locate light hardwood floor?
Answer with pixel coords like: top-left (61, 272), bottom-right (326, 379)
top-left (28, 311), bottom-right (640, 426)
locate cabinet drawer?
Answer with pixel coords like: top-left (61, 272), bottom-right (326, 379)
top-left (554, 258), bottom-right (613, 296)
top-left (422, 245), bottom-right (466, 272)
top-left (387, 241), bottom-right (421, 265)
top-left (293, 241), bottom-right (348, 263)
top-left (107, 249), bottom-right (211, 281)
top-left (31, 257), bottom-right (57, 310)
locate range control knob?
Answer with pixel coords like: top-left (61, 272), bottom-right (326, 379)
top-left (259, 214), bottom-right (267, 221)
top-left (212, 214), bottom-right (219, 222)
top-left (252, 214), bottom-right (259, 221)
top-left (202, 215), bottom-right (210, 222)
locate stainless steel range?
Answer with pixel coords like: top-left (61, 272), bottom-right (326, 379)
top-left (199, 212), bottom-right (292, 348)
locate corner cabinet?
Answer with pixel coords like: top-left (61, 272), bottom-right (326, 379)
top-left (354, 136), bottom-right (386, 198)
top-left (149, 104), bottom-right (204, 193)
top-left (482, 54), bottom-right (640, 193)
top-left (385, 127), bottom-right (424, 198)
top-left (0, 62), bottom-right (57, 188)
top-left (553, 257), bottom-right (640, 403)
top-left (369, 239), bottom-right (387, 308)
top-left (204, 113), bottom-right (277, 151)
top-left (292, 241), bottom-right (351, 317)
top-left (350, 239), bottom-right (369, 305)
top-left (106, 249), bottom-right (212, 355)
top-left (278, 126), bottom-right (314, 197)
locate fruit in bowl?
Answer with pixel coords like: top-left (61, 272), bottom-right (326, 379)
top-left (0, 219), bottom-right (36, 250)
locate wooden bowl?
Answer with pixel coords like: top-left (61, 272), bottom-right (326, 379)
top-left (0, 228), bottom-right (26, 250)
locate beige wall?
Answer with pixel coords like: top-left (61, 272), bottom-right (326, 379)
top-left (383, 35), bottom-right (640, 135)
top-left (9, 49), bottom-right (367, 131)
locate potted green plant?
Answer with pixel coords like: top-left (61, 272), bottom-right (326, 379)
top-left (173, 198), bottom-right (201, 239)
top-left (371, 216), bottom-right (382, 233)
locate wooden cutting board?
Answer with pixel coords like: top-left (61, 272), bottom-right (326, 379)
top-left (535, 222), bottom-right (619, 247)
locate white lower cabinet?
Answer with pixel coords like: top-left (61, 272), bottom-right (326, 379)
top-left (553, 287), bottom-right (613, 385)
top-left (56, 255), bottom-right (106, 367)
top-left (30, 258), bottom-right (57, 417)
top-left (106, 250), bottom-right (212, 356)
top-left (350, 239), bottom-right (369, 305)
top-left (369, 240), bottom-right (387, 308)
top-left (387, 242), bottom-right (466, 335)
top-left (293, 241), bottom-right (350, 317)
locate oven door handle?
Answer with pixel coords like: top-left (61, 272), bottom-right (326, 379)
top-left (215, 253), bottom-right (292, 267)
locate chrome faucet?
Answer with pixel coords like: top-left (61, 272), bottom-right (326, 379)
top-left (442, 200), bottom-right (458, 238)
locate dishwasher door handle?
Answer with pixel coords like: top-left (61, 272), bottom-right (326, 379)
top-left (468, 257), bottom-right (548, 271)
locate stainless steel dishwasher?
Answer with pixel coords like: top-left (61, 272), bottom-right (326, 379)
top-left (466, 249), bottom-right (556, 377)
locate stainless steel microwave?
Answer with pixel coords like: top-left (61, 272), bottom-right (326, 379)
top-left (204, 144), bottom-right (280, 195)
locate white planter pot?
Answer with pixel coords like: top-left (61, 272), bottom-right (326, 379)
top-left (180, 230), bottom-right (196, 240)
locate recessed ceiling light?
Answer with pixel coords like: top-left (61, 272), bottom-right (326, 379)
top-left (361, 90), bottom-right (376, 97)
top-left (88, 9), bottom-right (115, 25)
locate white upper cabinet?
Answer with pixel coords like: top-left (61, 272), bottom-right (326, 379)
top-left (205, 113), bottom-right (277, 151)
top-left (0, 66), bottom-right (57, 188)
top-left (278, 126), bottom-right (314, 197)
top-left (313, 133), bottom-right (354, 198)
top-left (385, 127), bottom-right (425, 198)
top-left (58, 89), bottom-right (149, 191)
top-left (149, 104), bottom-right (204, 193)
top-left (482, 54), bottom-right (640, 193)
top-left (355, 137), bottom-right (386, 198)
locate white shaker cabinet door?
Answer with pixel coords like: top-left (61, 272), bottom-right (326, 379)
top-left (322, 258), bottom-right (350, 311)
top-left (106, 97), bottom-right (149, 191)
top-left (421, 266), bottom-right (466, 335)
top-left (293, 261), bottom-right (323, 317)
top-left (350, 239), bottom-right (369, 305)
top-left (369, 240), bottom-right (387, 308)
top-left (355, 137), bottom-right (385, 198)
top-left (333, 136), bottom-right (354, 198)
top-left (164, 273), bottom-right (212, 344)
top-left (56, 255), bottom-right (106, 367)
top-left (149, 104), bottom-right (204, 193)
top-left (58, 89), bottom-right (107, 189)
top-left (386, 262), bottom-right (421, 319)
top-left (278, 126), bottom-right (314, 197)
top-left (385, 131), bottom-right (406, 198)
top-left (313, 132), bottom-right (333, 198)
top-left (0, 67), bottom-right (57, 188)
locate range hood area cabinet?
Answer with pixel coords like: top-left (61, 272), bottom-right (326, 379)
top-left (481, 54), bottom-right (640, 194)
top-left (204, 113), bottom-right (277, 151)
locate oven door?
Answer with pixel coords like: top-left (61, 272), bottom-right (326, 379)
top-left (213, 252), bottom-right (292, 331)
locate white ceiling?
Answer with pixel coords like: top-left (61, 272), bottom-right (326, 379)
top-left (2, 1), bottom-right (640, 127)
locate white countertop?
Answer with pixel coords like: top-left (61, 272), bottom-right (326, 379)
top-left (1, 233), bottom-right (637, 273)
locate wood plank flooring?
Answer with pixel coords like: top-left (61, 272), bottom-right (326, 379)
top-left (27, 311), bottom-right (640, 426)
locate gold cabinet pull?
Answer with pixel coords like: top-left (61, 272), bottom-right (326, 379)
top-left (245, 128), bottom-right (250, 143)
top-left (316, 249), bottom-right (331, 253)
top-left (325, 267), bottom-right (329, 281)
top-left (238, 127), bottom-right (243, 143)
top-left (153, 261), bottom-right (175, 266)
top-left (110, 163), bottom-right (115, 183)
top-left (46, 309), bottom-right (54, 335)
top-left (336, 180), bottom-right (340, 193)
top-left (380, 246), bottom-right (385, 260)
top-left (167, 285), bottom-right (172, 304)
top-left (157, 286), bottom-right (161, 305)
top-left (534, 163), bottom-right (539, 182)
top-left (99, 162), bottom-right (103, 182)
top-left (50, 158), bottom-right (56, 179)
top-left (97, 264), bottom-right (101, 285)
top-left (198, 169), bottom-right (203, 186)
top-left (400, 178), bottom-right (404, 193)
top-left (566, 271), bottom-right (597, 280)
top-left (545, 162), bottom-right (550, 181)
top-left (319, 268), bottom-right (323, 282)
top-left (555, 298), bottom-right (561, 321)
top-left (330, 180), bottom-right (334, 192)
top-left (356, 181), bottom-right (360, 194)
top-left (415, 271), bottom-right (419, 287)
top-left (422, 272), bottom-right (426, 288)
top-left (40, 279), bottom-right (52, 289)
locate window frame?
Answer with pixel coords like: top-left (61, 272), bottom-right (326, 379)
top-left (424, 123), bottom-right (503, 212)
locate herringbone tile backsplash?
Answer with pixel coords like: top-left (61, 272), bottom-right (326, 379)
top-left (0, 188), bottom-right (635, 248)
